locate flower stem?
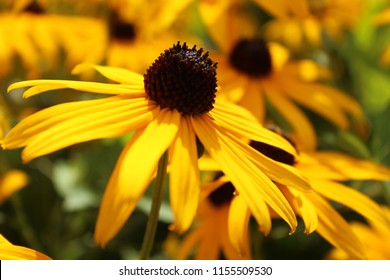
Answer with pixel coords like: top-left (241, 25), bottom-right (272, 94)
top-left (139, 151), bottom-right (168, 260)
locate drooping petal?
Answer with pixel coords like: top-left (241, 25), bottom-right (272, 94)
top-left (72, 63), bottom-right (144, 85)
top-left (192, 115), bottom-right (297, 232)
top-left (282, 186), bottom-right (318, 234)
top-left (8, 80), bottom-right (146, 98)
top-left (169, 117), bottom-right (200, 233)
top-left (0, 235), bottom-right (51, 260)
top-left (281, 78), bottom-right (352, 129)
top-left (311, 179), bottom-right (389, 229)
top-left (117, 109), bottom-right (180, 201)
top-left (211, 99), bottom-right (299, 157)
top-left (228, 194), bottom-right (252, 258)
top-left (262, 80), bottom-right (317, 151)
top-left (94, 109), bottom-right (180, 246)
top-left (1, 97), bottom-right (158, 163)
top-left (224, 129), bottom-right (311, 192)
top-left (307, 193), bottom-right (365, 259)
top-left (237, 80), bottom-right (266, 123)
top-left (304, 152), bottom-right (390, 181)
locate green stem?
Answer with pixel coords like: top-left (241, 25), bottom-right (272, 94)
top-left (139, 151), bottom-right (168, 260)
top-left (11, 194), bottom-right (44, 252)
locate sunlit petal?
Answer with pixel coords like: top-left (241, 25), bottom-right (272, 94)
top-left (169, 117), bottom-right (200, 233)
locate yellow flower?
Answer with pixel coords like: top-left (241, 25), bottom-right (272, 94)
top-left (255, 0), bottom-right (364, 48)
top-left (327, 206), bottom-right (390, 260)
top-left (101, 0), bottom-right (195, 73)
top-left (168, 177), bottom-right (251, 260)
top-left (0, 0), bottom-right (106, 78)
top-left (374, 6), bottom-right (390, 66)
top-left (197, 127), bottom-right (390, 259)
top-left (0, 234), bottom-right (51, 260)
top-left (203, 6), bottom-right (365, 150)
top-left (0, 42), bottom-right (309, 247)
top-left (0, 169), bottom-right (29, 204)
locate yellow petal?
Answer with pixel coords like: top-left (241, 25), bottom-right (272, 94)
top-left (228, 194), bottom-right (252, 258)
top-left (2, 97), bottom-right (157, 163)
top-left (0, 169), bottom-right (29, 204)
top-left (192, 115), bottom-right (297, 232)
top-left (0, 235), bottom-right (51, 260)
top-left (169, 117), bottom-right (200, 233)
top-left (225, 130), bottom-right (311, 192)
top-left (72, 63), bottom-right (144, 85)
top-left (311, 179), bottom-right (389, 229)
top-left (94, 139), bottom-right (139, 246)
top-left (263, 80), bottom-right (317, 151)
top-left (237, 80), bottom-right (266, 123)
top-left (117, 109), bottom-right (180, 201)
top-left (283, 186), bottom-right (318, 234)
top-left (307, 193), bottom-right (365, 259)
top-left (211, 99), bottom-right (299, 157)
top-left (253, 0), bottom-right (290, 17)
top-left (8, 80), bottom-right (146, 98)
top-left (306, 152), bottom-right (390, 181)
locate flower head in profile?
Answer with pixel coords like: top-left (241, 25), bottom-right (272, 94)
top-left (1, 42), bottom-right (309, 247)
top-left (0, 234), bottom-right (51, 260)
top-left (205, 7), bottom-right (365, 150)
top-left (192, 126), bottom-right (390, 259)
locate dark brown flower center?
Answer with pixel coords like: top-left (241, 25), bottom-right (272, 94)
top-left (208, 172), bottom-right (236, 206)
top-left (144, 42), bottom-right (218, 116)
top-left (250, 125), bottom-right (297, 166)
top-left (229, 38), bottom-right (272, 78)
top-left (110, 12), bottom-right (136, 41)
top-left (23, 1), bottom-right (45, 14)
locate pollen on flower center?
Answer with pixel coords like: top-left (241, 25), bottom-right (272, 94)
top-left (229, 38), bottom-right (272, 78)
top-left (144, 42), bottom-right (218, 116)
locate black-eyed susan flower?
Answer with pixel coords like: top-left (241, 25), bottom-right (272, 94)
top-left (197, 126), bottom-right (390, 259)
top-left (167, 176), bottom-right (251, 260)
top-left (203, 8), bottom-right (365, 150)
top-left (0, 0), bottom-right (106, 78)
top-left (327, 206), bottom-right (390, 260)
top-left (254, 0), bottom-right (364, 49)
top-left (102, 0), bottom-right (195, 73)
top-left (0, 42), bottom-right (310, 247)
top-left (0, 234), bottom-right (51, 259)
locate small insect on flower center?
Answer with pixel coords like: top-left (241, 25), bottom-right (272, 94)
top-left (229, 38), bottom-right (272, 78)
top-left (144, 42), bottom-right (218, 116)
top-left (250, 125), bottom-right (297, 166)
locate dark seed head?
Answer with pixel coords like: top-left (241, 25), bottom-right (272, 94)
top-left (144, 42), bottom-right (218, 116)
top-left (229, 38), bottom-right (272, 78)
top-left (250, 125), bottom-right (297, 166)
top-left (208, 181), bottom-right (236, 206)
top-left (23, 1), bottom-right (45, 14)
top-left (109, 12), bottom-right (136, 41)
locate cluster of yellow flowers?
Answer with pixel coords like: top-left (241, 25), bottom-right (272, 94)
top-left (0, 0), bottom-right (390, 260)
